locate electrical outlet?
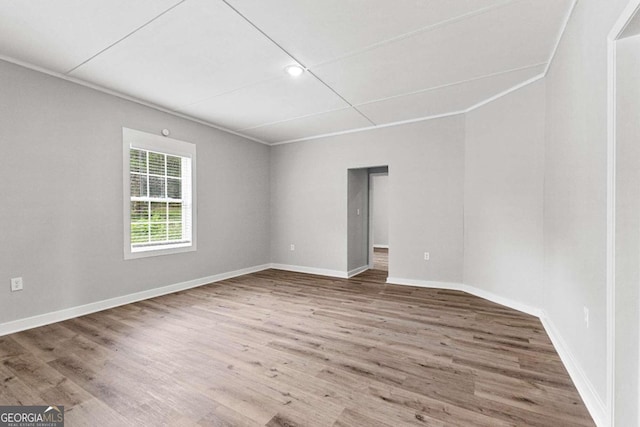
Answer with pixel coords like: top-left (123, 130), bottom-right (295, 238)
top-left (10, 277), bottom-right (23, 292)
top-left (583, 306), bottom-right (589, 328)
top-left (424, 252), bottom-right (430, 261)
top-left (290, 244), bottom-right (295, 251)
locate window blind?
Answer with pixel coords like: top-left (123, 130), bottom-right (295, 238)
top-left (129, 147), bottom-right (193, 251)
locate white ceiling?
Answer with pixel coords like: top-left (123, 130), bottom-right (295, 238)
top-left (620, 8), bottom-right (640, 39)
top-left (0, 0), bottom-right (573, 145)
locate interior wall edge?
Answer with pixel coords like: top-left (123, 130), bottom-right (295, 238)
top-left (388, 275), bottom-right (606, 426)
top-left (270, 73), bottom-right (545, 147)
top-left (347, 265), bottom-right (370, 278)
top-left (540, 312), bottom-right (608, 427)
top-left (386, 277), bottom-right (541, 318)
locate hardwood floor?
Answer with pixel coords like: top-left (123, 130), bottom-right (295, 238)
top-left (0, 269), bottom-right (594, 426)
top-left (372, 247), bottom-right (388, 271)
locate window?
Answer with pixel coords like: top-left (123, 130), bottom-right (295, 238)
top-left (123, 128), bottom-right (196, 259)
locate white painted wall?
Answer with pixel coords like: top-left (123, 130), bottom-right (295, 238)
top-left (3, 2), bottom-right (639, 422)
top-left (0, 59), bottom-right (271, 325)
top-left (543, 0), bottom-right (628, 418)
top-left (371, 174), bottom-right (389, 247)
top-left (270, 116), bottom-right (465, 282)
top-left (613, 33), bottom-right (640, 426)
top-left (464, 80), bottom-right (545, 310)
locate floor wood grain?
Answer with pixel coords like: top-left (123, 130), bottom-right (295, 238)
top-left (0, 269), bottom-right (594, 426)
top-left (372, 248), bottom-right (388, 272)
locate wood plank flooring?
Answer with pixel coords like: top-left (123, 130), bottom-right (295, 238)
top-left (372, 248), bottom-right (388, 271)
top-left (0, 269), bottom-right (594, 426)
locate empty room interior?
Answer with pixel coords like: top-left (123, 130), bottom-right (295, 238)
top-left (1, 0), bottom-right (640, 426)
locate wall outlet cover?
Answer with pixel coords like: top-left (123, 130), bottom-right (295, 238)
top-left (10, 277), bottom-right (23, 292)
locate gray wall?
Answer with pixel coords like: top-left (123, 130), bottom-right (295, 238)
top-left (371, 173), bottom-right (389, 247)
top-left (347, 169), bottom-right (369, 272)
top-left (464, 80), bottom-right (545, 309)
top-left (4, 3), bottom-right (637, 419)
top-left (0, 59), bottom-right (271, 325)
top-left (544, 0), bottom-right (627, 407)
top-left (270, 116), bottom-right (465, 281)
top-left (614, 33), bottom-right (640, 426)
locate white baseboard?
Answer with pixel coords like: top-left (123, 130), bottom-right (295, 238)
top-left (386, 277), bottom-right (464, 292)
top-left (463, 282), bottom-right (542, 318)
top-left (387, 276), bottom-right (603, 426)
top-left (373, 244), bottom-right (389, 249)
top-left (386, 277), bottom-right (542, 317)
top-left (0, 265), bottom-right (607, 427)
top-left (0, 264), bottom-right (271, 337)
top-left (270, 263), bottom-right (372, 279)
top-left (269, 263), bottom-right (348, 278)
top-left (347, 265), bottom-right (370, 278)
top-left (540, 313), bottom-right (607, 427)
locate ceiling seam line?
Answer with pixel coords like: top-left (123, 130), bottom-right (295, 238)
top-left (220, 0), bottom-right (298, 62)
top-left (351, 106), bottom-right (377, 126)
top-left (307, 0), bottom-right (523, 70)
top-left (176, 75), bottom-right (284, 110)
top-left (220, 0), bottom-right (375, 126)
top-left (464, 73), bottom-right (545, 112)
top-left (0, 53), bottom-right (269, 145)
top-left (272, 111), bottom-right (466, 145)
top-left (306, 69), bottom-right (376, 126)
top-left (64, 0), bottom-right (188, 75)
top-left (354, 62), bottom-right (548, 107)
top-left (238, 107), bottom-right (355, 132)
top-left (238, 61), bottom-right (546, 132)
top-left (271, 71), bottom-right (545, 145)
top-left (543, 0), bottom-right (579, 76)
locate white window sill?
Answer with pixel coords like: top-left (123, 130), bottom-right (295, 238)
top-left (125, 242), bottom-right (195, 260)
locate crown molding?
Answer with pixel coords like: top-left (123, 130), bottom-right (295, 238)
top-left (0, 54), bottom-right (269, 146)
top-left (0, 0), bottom-right (579, 147)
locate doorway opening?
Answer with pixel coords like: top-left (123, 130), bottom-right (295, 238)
top-left (346, 166), bottom-right (389, 278)
top-left (369, 168), bottom-right (389, 273)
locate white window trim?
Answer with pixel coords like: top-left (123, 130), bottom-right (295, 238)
top-left (123, 127), bottom-right (197, 260)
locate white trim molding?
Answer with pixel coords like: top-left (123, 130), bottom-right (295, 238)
top-left (544, 0), bottom-right (579, 76)
top-left (0, 263), bottom-right (372, 339)
top-left (387, 276), bottom-right (605, 426)
top-left (267, 0), bottom-right (578, 147)
top-left (0, 54), bottom-right (269, 146)
top-left (373, 244), bottom-right (389, 249)
top-left (0, 264), bottom-right (270, 338)
top-left (269, 263), bottom-right (374, 279)
top-left (347, 265), bottom-right (370, 278)
top-left (271, 111), bottom-right (465, 146)
top-left (123, 127), bottom-right (198, 260)
top-left (606, 25), bottom-right (618, 427)
top-left (540, 312), bottom-right (608, 427)
top-left (0, 263), bottom-right (610, 427)
top-left (605, 1), bottom-right (640, 425)
top-left (0, 0), bottom-right (575, 150)
top-left (386, 277), bottom-right (542, 318)
top-left (269, 263), bottom-right (348, 278)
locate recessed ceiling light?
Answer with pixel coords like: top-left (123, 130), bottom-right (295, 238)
top-left (284, 64), bottom-right (305, 77)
